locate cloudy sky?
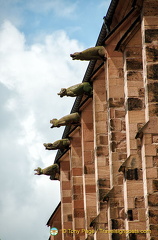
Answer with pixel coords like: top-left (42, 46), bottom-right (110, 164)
top-left (0, 0), bottom-right (110, 239)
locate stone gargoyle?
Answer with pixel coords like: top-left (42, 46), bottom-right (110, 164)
top-left (70, 46), bottom-right (106, 61)
top-left (43, 138), bottom-right (70, 150)
top-left (34, 163), bottom-right (60, 180)
top-left (50, 112), bottom-right (80, 128)
top-left (58, 82), bottom-right (92, 98)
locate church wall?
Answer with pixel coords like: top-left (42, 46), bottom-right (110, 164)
top-left (47, 1), bottom-right (158, 240)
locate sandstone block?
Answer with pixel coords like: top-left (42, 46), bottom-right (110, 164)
top-left (144, 1), bottom-right (158, 16)
top-left (62, 197), bottom-right (72, 203)
top-left (127, 98), bottom-right (143, 111)
top-left (148, 193), bottom-right (158, 206)
top-left (85, 185), bottom-right (96, 193)
top-left (147, 64), bottom-right (158, 80)
top-left (127, 182), bottom-right (144, 196)
top-left (86, 193), bottom-right (97, 206)
top-left (127, 71), bottom-right (143, 81)
top-left (73, 185), bottom-right (83, 195)
top-left (149, 209), bottom-right (158, 224)
top-left (144, 16), bottom-right (158, 27)
top-left (61, 161), bottom-right (70, 171)
top-left (146, 46), bottom-right (158, 62)
top-left (146, 168), bottom-right (157, 178)
top-left (74, 208), bottom-right (85, 218)
top-left (62, 181), bottom-right (71, 190)
top-left (153, 156), bottom-right (158, 167)
top-left (74, 200), bottom-right (84, 209)
top-left (150, 224), bottom-right (158, 236)
top-left (72, 168), bottom-right (82, 176)
top-left (126, 59), bottom-right (143, 70)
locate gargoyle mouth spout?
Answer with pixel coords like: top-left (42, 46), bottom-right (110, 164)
top-left (70, 53), bottom-right (76, 60)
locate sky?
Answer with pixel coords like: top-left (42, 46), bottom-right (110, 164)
top-left (0, 0), bottom-right (111, 239)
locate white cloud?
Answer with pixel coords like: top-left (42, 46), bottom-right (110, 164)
top-left (0, 20), bottom-right (88, 240)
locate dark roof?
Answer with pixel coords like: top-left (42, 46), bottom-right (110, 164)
top-left (46, 202), bottom-right (61, 226)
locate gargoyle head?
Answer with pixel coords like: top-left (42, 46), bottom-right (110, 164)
top-left (70, 52), bottom-right (81, 60)
top-left (50, 118), bottom-right (58, 128)
top-left (57, 88), bottom-right (66, 97)
top-left (43, 143), bottom-right (54, 150)
top-left (34, 167), bottom-right (42, 175)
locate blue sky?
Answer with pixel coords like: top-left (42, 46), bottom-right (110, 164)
top-left (1, 0), bottom-right (110, 46)
top-left (0, 1), bottom-right (111, 240)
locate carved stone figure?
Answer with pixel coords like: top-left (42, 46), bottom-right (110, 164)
top-left (43, 138), bottom-right (70, 150)
top-left (70, 46), bottom-right (106, 61)
top-left (58, 82), bottom-right (92, 98)
top-left (34, 163), bottom-right (60, 180)
top-left (50, 112), bottom-right (80, 128)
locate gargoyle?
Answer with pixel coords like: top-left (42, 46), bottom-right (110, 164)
top-left (34, 163), bottom-right (60, 180)
top-left (50, 112), bottom-right (80, 128)
top-left (43, 138), bottom-right (70, 150)
top-left (70, 46), bottom-right (106, 61)
top-left (58, 82), bottom-right (92, 98)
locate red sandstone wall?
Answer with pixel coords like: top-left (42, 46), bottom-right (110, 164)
top-left (49, 1), bottom-right (158, 240)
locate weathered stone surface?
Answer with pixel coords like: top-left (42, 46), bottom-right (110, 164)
top-left (148, 82), bottom-right (158, 102)
top-left (145, 29), bottom-right (158, 43)
top-left (111, 132), bottom-right (126, 141)
top-left (111, 233), bottom-right (121, 240)
top-left (153, 156), bottom-right (158, 167)
top-left (148, 193), bottom-right (158, 206)
top-left (149, 210), bottom-right (158, 224)
top-left (67, 214), bottom-right (73, 221)
top-left (146, 46), bottom-right (158, 62)
top-left (129, 234), bottom-right (137, 240)
top-left (125, 169), bottom-right (138, 180)
top-left (111, 141), bottom-right (117, 152)
top-left (85, 236), bottom-right (94, 240)
top-left (111, 219), bottom-right (124, 229)
top-left (110, 119), bottom-right (122, 131)
top-left (149, 103), bottom-right (158, 116)
top-left (126, 48), bottom-right (142, 58)
top-left (99, 189), bottom-right (110, 201)
top-left (144, 1), bottom-right (158, 16)
top-left (153, 180), bottom-right (158, 192)
top-left (109, 98), bottom-right (124, 108)
top-left (84, 165), bottom-right (95, 174)
top-left (96, 145), bottom-right (108, 156)
top-left (147, 64), bottom-right (158, 80)
top-left (126, 59), bottom-right (143, 70)
top-left (127, 71), bottom-right (143, 81)
top-left (151, 237), bottom-right (158, 240)
top-left (115, 110), bottom-right (125, 118)
top-left (98, 179), bottom-right (110, 188)
top-left (127, 98), bottom-right (143, 111)
top-left (150, 224), bottom-right (158, 236)
top-left (97, 135), bottom-right (108, 145)
top-left (139, 88), bottom-right (145, 97)
top-left (152, 135), bottom-right (158, 143)
top-left (74, 208), bottom-right (85, 218)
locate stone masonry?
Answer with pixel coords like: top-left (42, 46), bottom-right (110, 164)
top-left (46, 0), bottom-right (158, 240)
